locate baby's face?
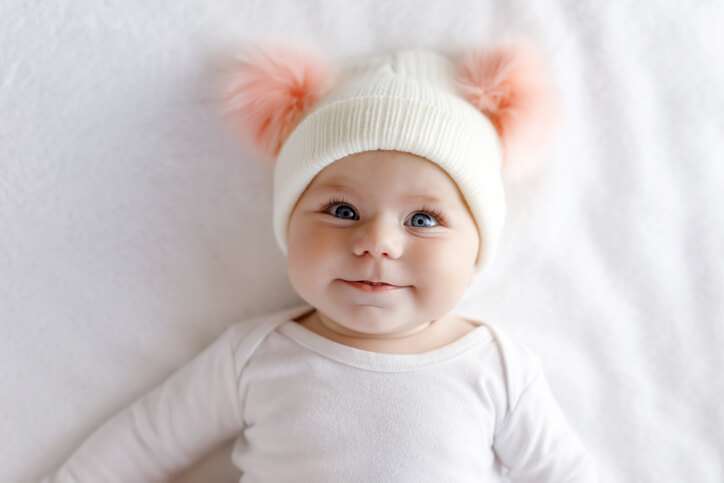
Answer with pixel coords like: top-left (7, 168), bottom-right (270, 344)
top-left (286, 150), bottom-right (480, 337)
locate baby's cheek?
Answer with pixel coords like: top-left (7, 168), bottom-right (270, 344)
top-left (288, 225), bottom-right (342, 271)
top-left (416, 240), bottom-right (475, 287)
top-left (301, 227), bottom-right (342, 257)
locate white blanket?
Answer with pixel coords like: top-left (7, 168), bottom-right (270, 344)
top-left (2, 1), bottom-right (723, 482)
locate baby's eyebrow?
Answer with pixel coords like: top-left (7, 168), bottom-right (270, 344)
top-left (315, 182), bottom-right (358, 194)
top-left (401, 193), bottom-right (446, 204)
top-left (315, 182), bottom-right (447, 205)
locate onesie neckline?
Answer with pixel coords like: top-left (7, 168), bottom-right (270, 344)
top-left (276, 304), bottom-right (494, 373)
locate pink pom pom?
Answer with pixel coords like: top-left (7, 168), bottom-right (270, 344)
top-left (221, 41), bottom-right (337, 161)
top-left (456, 41), bottom-right (559, 179)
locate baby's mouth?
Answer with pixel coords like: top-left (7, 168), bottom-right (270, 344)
top-left (341, 279), bottom-right (407, 292)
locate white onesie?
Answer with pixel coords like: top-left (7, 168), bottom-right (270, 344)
top-left (43, 304), bottom-right (597, 482)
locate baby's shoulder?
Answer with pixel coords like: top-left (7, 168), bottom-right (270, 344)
top-left (469, 318), bottom-right (543, 395)
top-left (219, 304), bottom-right (312, 354)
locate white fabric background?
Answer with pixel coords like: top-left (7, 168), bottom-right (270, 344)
top-left (2, 1), bottom-right (723, 482)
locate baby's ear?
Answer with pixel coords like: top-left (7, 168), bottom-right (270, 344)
top-left (455, 40), bottom-right (559, 180)
top-left (218, 40), bottom-right (338, 162)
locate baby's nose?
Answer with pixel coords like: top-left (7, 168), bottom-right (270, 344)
top-left (350, 216), bottom-right (403, 259)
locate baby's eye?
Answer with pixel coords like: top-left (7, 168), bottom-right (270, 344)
top-left (326, 203), bottom-right (358, 220)
top-left (406, 212), bottom-right (439, 228)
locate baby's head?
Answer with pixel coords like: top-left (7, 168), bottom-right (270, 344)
top-left (222, 39), bottom-right (556, 332)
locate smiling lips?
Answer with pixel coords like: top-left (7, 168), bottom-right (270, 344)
top-left (342, 280), bottom-right (407, 293)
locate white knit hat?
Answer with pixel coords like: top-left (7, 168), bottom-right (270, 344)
top-left (222, 40), bottom-right (556, 272)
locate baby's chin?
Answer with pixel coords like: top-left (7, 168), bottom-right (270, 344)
top-left (321, 305), bottom-right (433, 339)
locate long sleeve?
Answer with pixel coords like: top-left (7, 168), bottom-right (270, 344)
top-left (492, 364), bottom-right (598, 482)
top-left (42, 325), bottom-right (246, 483)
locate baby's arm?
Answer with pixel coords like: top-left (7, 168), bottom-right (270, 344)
top-left (493, 359), bottom-right (598, 482)
top-left (485, 325), bottom-right (597, 483)
top-left (42, 324), bottom-right (246, 483)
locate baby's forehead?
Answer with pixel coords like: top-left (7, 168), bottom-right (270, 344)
top-left (313, 150), bottom-right (458, 187)
top-left (314, 171), bottom-right (450, 194)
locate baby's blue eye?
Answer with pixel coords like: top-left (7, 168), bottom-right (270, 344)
top-left (407, 212), bottom-right (437, 227)
top-left (330, 204), bottom-right (357, 220)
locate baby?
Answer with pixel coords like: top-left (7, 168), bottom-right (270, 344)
top-left (43, 40), bottom-right (597, 482)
